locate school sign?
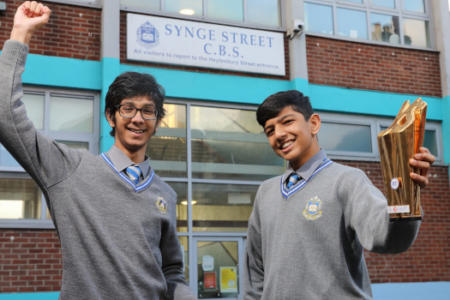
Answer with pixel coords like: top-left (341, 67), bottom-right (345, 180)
top-left (127, 13), bottom-right (286, 76)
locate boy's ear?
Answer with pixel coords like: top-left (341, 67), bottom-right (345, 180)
top-left (106, 108), bottom-right (115, 128)
top-left (309, 113), bottom-right (321, 135)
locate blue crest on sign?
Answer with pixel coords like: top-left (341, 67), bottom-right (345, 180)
top-left (137, 21), bottom-right (159, 48)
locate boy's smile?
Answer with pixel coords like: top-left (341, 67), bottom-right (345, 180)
top-left (264, 106), bottom-right (321, 170)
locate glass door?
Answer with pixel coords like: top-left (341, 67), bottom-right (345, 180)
top-left (192, 237), bottom-right (245, 300)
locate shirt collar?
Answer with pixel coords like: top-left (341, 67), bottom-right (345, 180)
top-left (283, 149), bottom-right (327, 183)
top-left (105, 145), bottom-right (151, 179)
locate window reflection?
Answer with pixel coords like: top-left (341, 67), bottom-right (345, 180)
top-left (165, 0), bottom-right (202, 16)
top-left (192, 183), bottom-right (257, 232)
top-left (247, 0), bottom-right (280, 27)
top-left (336, 8), bottom-right (367, 39)
top-left (319, 122), bottom-right (372, 153)
top-left (206, 0), bottom-right (243, 23)
top-left (305, 2), bottom-right (333, 35)
top-left (0, 178), bottom-right (42, 219)
top-left (404, 0), bottom-right (425, 13)
top-left (120, 0), bottom-right (160, 10)
top-left (148, 103), bottom-right (187, 177)
top-left (49, 95), bottom-right (94, 133)
top-left (372, 0), bottom-right (395, 9)
top-left (371, 13), bottom-right (400, 44)
top-left (22, 93), bottom-right (45, 130)
top-left (190, 106), bottom-right (284, 180)
top-left (403, 19), bottom-right (429, 47)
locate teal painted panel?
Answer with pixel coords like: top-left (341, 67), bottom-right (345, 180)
top-left (100, 57), bottom-right (121, 152)
top-left (308, 84), bottom-right (443, 120)
top-left (0, 292), bottom-right (59, 300)
top-left (372, 282), bottom-right (450, 300)
top-left (23, 54), bottom-right (102, 90)
top-left (119, 64), bottom-right (292, 104)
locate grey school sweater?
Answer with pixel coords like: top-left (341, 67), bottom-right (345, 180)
top-left (244, 150), bottom-right (420, 300)
top-left (0, 40), bottom-right (194, 300)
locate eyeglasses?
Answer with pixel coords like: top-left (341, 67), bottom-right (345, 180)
top-left (116, 104), bottom-right (158, 120)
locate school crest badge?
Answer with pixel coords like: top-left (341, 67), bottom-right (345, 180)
top-left (156, 197), bottom-right (167, 214)
top-left (303, 196), bottom-right (322, 220)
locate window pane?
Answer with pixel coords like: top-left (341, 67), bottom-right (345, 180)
top-left (423, 130), bottom-right (438, 157)
top-left (22, 93), bottom-right (45, 130)
top-left (305, 2), bottom-right (333, 35)
top-left (370, 13), bottom-right (400, 44)
top-left (197, 241), bottom-right (239, 298)
top-left (343, 0), bottom-right (362, 3)
top-left (336, 8), bottom-right (367, 39)
top-left (0, 144), bottom-right (21, 168)
top-left (190, 106), bottom-right (284, 180)
top-left (206, 0), bottom-right (243, 23)
top-left (404, 0), bottom-right (425, 13)
top-left (168, 182), bottom-right (188, 232)
top-left (403, 19), bottom-right (429, 47)
top-left (192, 183), bottom-right (257, 232)
top-left (372, 0), bottom-right (395, 9)
top-left (49, 95), bottom-right (94, 133)
top-left (247, 0), bottom-right (280, 27)
top-left (121, 0), bottom-right (160, 10)
top-left (148, 103), bottom-right (187, 177)
top-left (178, 236), bottom-right (189, 283)
top-left (319, 122), bottom-right (372, 153)
top-left (0, 178), bottom-right (42, 219)
top-left (165, 0), bottom-right (202, 16)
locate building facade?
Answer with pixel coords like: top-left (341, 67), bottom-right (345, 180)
top-left (0, 0), bottom-right (449, 299)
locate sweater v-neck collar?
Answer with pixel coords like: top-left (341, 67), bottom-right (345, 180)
top-left (100, 153), bottom-right (155, 192)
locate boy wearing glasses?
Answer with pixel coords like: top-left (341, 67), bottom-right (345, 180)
top-left (0, 2), bottom-right (194, 299)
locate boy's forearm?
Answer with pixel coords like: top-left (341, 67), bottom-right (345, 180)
top-left (10, 26), bottom-right (32, 45)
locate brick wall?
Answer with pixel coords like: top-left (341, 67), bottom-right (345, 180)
top-left (0, 0), bottom-right (101, 60)
top-left (119, 12), bottom-right (290, 80)
top-left (306, 35), bottom-right (442, 97)
top-left (0, 230), bottom-right (61, 293)
top-left (1, 163), bottom-right (448, 292)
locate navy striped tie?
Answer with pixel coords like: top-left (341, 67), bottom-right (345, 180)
top-left (126, 165), bottom-right (142, 185)
top-left (286, 173), bottom-right (300, 189)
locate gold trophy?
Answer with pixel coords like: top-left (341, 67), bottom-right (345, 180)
top-left (377, 98), bottom-right (427, 219)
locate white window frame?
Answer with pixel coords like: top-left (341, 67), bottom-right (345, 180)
top-left (0, 87), bottom-right (100, 228)
top-left (120, 0), bottom-right (285, 31)
top-left (305, 0), bottom-right (434, 49)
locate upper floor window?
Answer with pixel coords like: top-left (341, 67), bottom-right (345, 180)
top-left (121, 0), bottom-right (282, 28)
top-left (305, 0), bottom-right (431, 48)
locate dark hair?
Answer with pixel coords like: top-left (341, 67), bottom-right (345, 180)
top-left (256, 90), bottom-right (313, 127)
top-left (105, 72), bottom-right (166, 136)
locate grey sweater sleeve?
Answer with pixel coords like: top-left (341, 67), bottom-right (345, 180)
top-left (0, 40), bottom-right (81, 192)
top-left (243, 186), bottom-right (264, 300)
top-left (340, 168), bottom-right (420, 254)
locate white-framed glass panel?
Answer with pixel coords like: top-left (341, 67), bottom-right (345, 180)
top-left (0, 178), bottom-right (42, 219)
top-left (49, 94), bottom-right (94, 133)
top-left (372, 0), bottom-right (395, 9)
top-left (178, 235), bottom-right (190, 284)
top-left (165, 0), bottom-right (203, 17)
top-left (403, 18), bottom-right (429, 47)
top-left (319, 122), bottom-right (373, 153)
top-left (206, 0), bottom-right (243, 23)
top-left (247, 0), bottom-right (281, 27)
top-left (0, 87), bottom-right (99, 226)
top-left (120, 0), bottom-right (160, 11)
top-left (304, 2), bottom-right (334, 35)
top-left (148, 103), bottom-right (187, 177)
top-left (404, 0), bottom-right (425, 13)
top-left (343, 0), bottom-right (363, 3)
top-left (304, 0), bottom-right (431, 48)
top-left (192, 183), bottom-right (257, 232)
top-left (370, 13), bottom-right (400, 44)
top-left (22, 93), bottom-right (45, 130)
top-left (190, 105), bottom-right (284, 180)
top-left (336, 7), bottom-right (368, 39)
top-left (168, 181), bottom-right (188, 232)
